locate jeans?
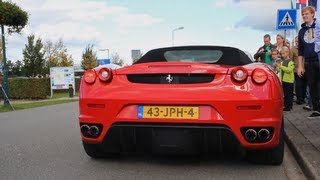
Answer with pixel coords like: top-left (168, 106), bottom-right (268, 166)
top-left (306, 86), bottom-right (312, 106)
top-left (304, 61), bottom-right (320, 111)
top-left (283, 82), bottom-right (294, 110)
top-left (294, 73), bottom-right (307, 102)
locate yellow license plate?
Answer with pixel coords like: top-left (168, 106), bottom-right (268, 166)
top-left (138, 106), bottom-right (199, 119)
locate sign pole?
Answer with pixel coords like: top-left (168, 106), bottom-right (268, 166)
top-left (284, 29), bottom-right (287, 42)
top-left (50, 68), bottom-right (53, 98)
top-left (1, 24), bottom-right (9, 105)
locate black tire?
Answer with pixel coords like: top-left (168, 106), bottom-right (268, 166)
top-left (82, 141), bottom-right (120, 159)
top-left (247, 120), bottom-right (284, 165)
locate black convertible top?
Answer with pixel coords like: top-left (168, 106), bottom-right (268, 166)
top-left (134, 46), bottom-right (252, 66)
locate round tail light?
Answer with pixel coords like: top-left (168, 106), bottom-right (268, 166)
top-left (98, 68), bottom-right (112, 82)
top-left (252, 68), bottom-right (268, 84)
top-left (84, 69), bottom-right (96, 84)
top-left (232, 67), bottom-right (248, 82)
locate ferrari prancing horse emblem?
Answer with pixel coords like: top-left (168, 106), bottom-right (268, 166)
top-left (166, 74), bottom-right (173, 83)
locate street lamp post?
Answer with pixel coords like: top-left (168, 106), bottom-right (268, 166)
top-left (99, 49), bottom-right (110, 59)
top-left (1, 24), bottom-right (9, 105)
top-left (172, 26), bottom-right (184, 46)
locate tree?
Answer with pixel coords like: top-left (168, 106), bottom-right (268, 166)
top-left (6, 60), bottom-right (25, 77)
top-left (22, 34), bottom-right (45, 76)
top-left (132, 51), bottom-right (143, 64)
top-left (0, 37), bottom-right (2, 62)
top-left (0, 1), bottom-right (28, 34)
top-left (44, 40), bottom-right (59, 68)
top-left (44, 39), bottom-right (73, 70)
top-left (81, 44), bottom-right (97, 70)
top-left (0, 1), bottom-right (28, 104)
top-left (6, 60), bottom-right (13, 77)
top-left (111, 53), bottom-right (124, 66)
top-left (59, 52), bottom-right (73, 67)
top-left (12, 60), bottom-right (25, 77)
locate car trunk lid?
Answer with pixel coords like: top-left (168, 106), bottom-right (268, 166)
top-left (115, 62), bottom-right (230, 84)
top-left (115, 62), bottom-right (230, 75)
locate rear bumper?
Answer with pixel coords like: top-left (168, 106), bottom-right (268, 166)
top-left (79, 98), bottom-right (283, 150)
top-left (84, 123), bottom-right (245, 155)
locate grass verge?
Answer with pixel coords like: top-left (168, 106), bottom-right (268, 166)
top-left (0, 99), bottom-right (78, 113)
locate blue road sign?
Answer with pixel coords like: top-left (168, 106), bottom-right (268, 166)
top-left (277, 9), bottom-right (297, 30)
top-left (97, 59), bottom-right (110, 66)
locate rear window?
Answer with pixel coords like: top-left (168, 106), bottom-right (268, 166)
top-left (135, 46), bottom-right (253, 66)
top-left (164, 50), bottom-right (223, 63)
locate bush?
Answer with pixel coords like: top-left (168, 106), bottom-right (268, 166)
top-left (9, 78), bottom-right (50, 99)
top-left (7, 77), bottom-right (81, 99)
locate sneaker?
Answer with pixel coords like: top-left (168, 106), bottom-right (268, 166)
top-left (296, 100), bottom-right (304, 105)
top-left (303, 105), bottom-right (312, 111)
top-left (283, 107), bottom-right (291, 112)
top-left (307, 111), bottom-right (320, 119)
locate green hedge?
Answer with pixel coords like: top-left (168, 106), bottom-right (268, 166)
top-left (8, 78), bottom-right (50, 99)
top-left (7, 77), bottom-right (81, 99)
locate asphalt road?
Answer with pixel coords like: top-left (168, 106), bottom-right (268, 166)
top-left (0, 102), bottom-right (306, 180)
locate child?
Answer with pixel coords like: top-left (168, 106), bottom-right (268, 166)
top-left (275, 46), bottom-right (295, 111)
top-left (270, 48), bottom-right (282, 78)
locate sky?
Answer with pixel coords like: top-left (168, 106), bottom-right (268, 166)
top-left (4, 0), bottom-right (292, 65)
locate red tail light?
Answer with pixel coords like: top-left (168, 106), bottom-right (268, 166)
top-left (232, 67), bottom-right (248, 82)
top-left (98, 68), bottom-right (112, 82)
top-left (84, 69), bottom-right (96, 84)
top-left (252, 68), bottom-right (268, 84)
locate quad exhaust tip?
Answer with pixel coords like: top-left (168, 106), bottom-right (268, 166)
top-left (81, 124), bottom-right (100, 137)
top-left (89, 125), bottom-right (100, 137)
top-left (258, 128), bottom-right (270, 141)
top-left (244, 129), bottom-right (257, 142)
top-left (80, 124), bottom-right (90, 136)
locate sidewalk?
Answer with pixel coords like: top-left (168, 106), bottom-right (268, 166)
top-left (284, 104), bottom-right (320, 180)
top-left (9, 96), bottom-right (79, 104)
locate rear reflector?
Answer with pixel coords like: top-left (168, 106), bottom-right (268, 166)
top-left (237, 106), bottom-right (261, 110)
top-left (87, 104), bottom-right (105, 108)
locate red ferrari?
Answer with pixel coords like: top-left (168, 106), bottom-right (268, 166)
top-left (79, 46), bottom-right (284, 165)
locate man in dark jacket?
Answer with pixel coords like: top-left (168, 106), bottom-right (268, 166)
top-left (297, 6), bottom-right (320, 119)
top-left (254, 34), bottom-right (277, 65)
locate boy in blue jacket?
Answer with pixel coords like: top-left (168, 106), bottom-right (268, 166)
top-left (297, 6), bottom-right (320, 118)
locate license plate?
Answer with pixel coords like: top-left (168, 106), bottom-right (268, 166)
top-left (138, 106), bottom-right (199, 119)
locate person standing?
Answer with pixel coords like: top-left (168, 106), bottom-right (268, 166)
top-left (275, 34), bottom-right (285, 51)
top-left (254, 34), bottom-right (277, 65)
top-left (276, 47), bottom-right (295, 111)
top-left (290, 36), bottom-right (307, 104)
top-left (314, 0), bottom-right (320, 110)
top-left (297, 6), bottom-right (320, 118)
top-left (271, 48), bottom-right (282, 78)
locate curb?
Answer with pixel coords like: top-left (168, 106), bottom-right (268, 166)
top-left (11, 97), bottom-right (79, 104)
top-left (284, 118), bottom-right (320, 180)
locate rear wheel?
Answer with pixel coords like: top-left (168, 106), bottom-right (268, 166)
top-left (247, 120), bottom-right (284, 165)
top-left (82, 141), bottom-right (119, 159)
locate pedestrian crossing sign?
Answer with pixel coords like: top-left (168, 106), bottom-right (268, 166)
top-left (277, 9), bottom-right (297, 30)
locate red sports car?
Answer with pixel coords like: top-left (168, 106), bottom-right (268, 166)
top-left (79, 46), bottom-right (284, 165)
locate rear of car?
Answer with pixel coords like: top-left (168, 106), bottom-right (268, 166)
top-left (79, 46), bottom-right (284, 165)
